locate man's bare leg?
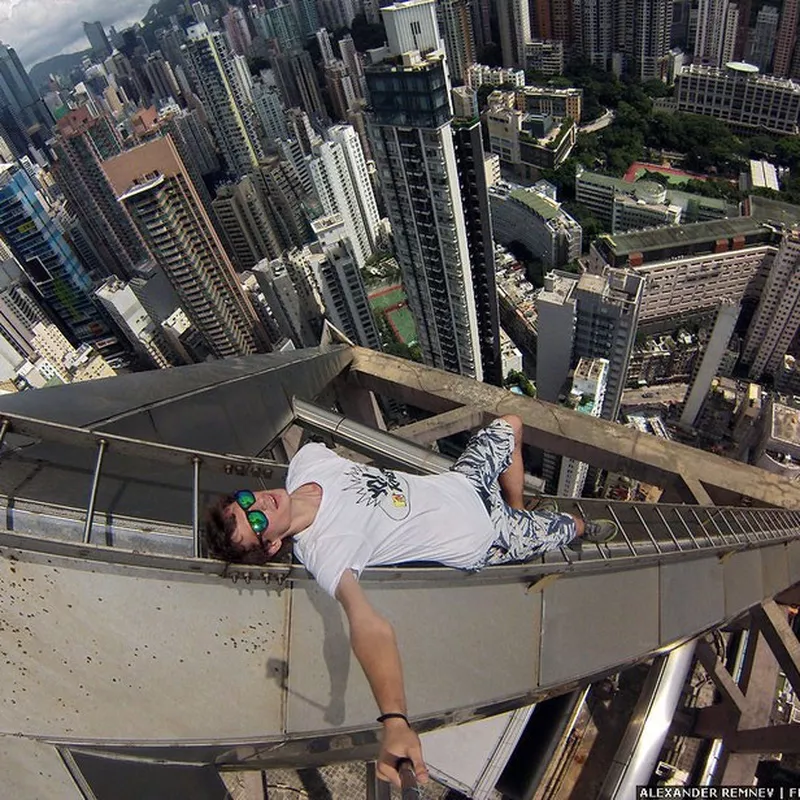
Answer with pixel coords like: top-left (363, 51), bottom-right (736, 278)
top-left (497, 413), bottom-right (585, 535)
top-left (498, 414), bottom-right (526, 510)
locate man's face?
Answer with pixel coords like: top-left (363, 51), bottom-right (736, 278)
top-left (227, 489), bottom-right (292, 558)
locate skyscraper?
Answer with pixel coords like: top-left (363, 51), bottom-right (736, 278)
top-left (253, 72), bottom-right (289, 147)
top-left (773, 0), bottom-right (798, 76)
top-left (0, 163), bottom-right (109, 345)
top-left (253, 3), bottom-right (304, 53)
top-left (272, 50), bottom-right (327, 120)
top-left (366, 0), bottom-right (483, 378)
top-left (536, 269), bottom-right (643, 422)
top-left (182, 24), bottom-right (264, 177)
top-left (309, 124), bottom-right (379, 267)
top-left (290, 0), bottom-right (320, 38)
top-left (252, 257), bottom-right (321, 347)
top-left (571, 0), bottom-right (615, 68)
top-left (436, 0), bottom-right (477, 84)
top-left (291, 237), bottom-right (381, 349)
top-left (338, 35), bottom-right (367, 100)
top-left (693, 0), bottom-right (732, 65)
top-left (83, 21), bottom-right (112, 59)
top-left (742, 229), bottom-right (800, 381)
top-left (212, 175), bottom-right (282, 271)
top-left (556, 358), bottom-right (608, 497)
top-left (252, 155), bottom-right (311, 250)
top-left (0, 43), bottom-right (53, 156)
top-left (103, 136), bottom-right (270, 358)
top-left (452, 108), bottom-right (502, 385)
top-left (143, 53), bottom-right (182, 105)
top-left (223, 6), bottom-right (253, 56)
top-left (497, 0), bottom-right (532, 68)
top-left (746, 5), bottom-right (779, 72)
top-left (628, 0), bottom-right (673, 80)
top-left (50, 108), bottom-right (150, 280)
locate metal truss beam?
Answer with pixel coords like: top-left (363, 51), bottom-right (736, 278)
top-left (347, 348), bottom-right (800, 509)
top-left (392, 406), bottom-right (484, 445)
top-left (750, 600), bottom-right (800, 698)
top-left (696, 638), bottom-right (748, 714)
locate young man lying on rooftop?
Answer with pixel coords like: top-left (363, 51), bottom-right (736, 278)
top-left (205, 414), bottom-right (617, 788)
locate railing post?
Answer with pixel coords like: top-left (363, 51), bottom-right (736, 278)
top-left (82, 439), bottom-right (107, 544)
top-left (398, 759), bottom-right (421, 799)
top-left (192, 456), bottom-right (202, 558)
top-left (0, 418), bottom-right (10, 451)
top-left (365, 762), bottom-right (391, 800)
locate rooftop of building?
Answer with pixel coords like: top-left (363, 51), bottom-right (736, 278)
top-left (118, 172), bottom-right (166, 202)
top-left (539, 270), bottom-right (578, 303)
top-left (578, 169), bottom-right (734, 212)
top-left (509, 186), bottom-right (561, 220)
top-left (679, 63), bottom-right (800, 91)
top-left (747, 195), bottom-right (800, 226)
top-left (771, 402), bottom-right (800, 445)
top-left (575, 357), bottom-right (608, 382)
top-left (596, 216), bottom-right (771, 257)
top-left (519, 85), bottom-right (581, 97)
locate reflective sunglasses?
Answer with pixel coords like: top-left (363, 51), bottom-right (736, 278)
top-left (233, 490), bottom-right (269, 545)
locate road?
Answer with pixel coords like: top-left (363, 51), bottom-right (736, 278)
top-left (621, 382), bottom-right (688, 407)
top-left (579, 108), bottom-right (615, 134)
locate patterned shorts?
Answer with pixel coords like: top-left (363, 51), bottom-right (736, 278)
top-left (451, 419), bottom-right (577, 567)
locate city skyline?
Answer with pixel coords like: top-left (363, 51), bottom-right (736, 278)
top-left (0, 0), bottom-right (151, 68)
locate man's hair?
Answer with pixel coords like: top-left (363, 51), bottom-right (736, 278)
top-left (204, 493), bottom-right (271, 565)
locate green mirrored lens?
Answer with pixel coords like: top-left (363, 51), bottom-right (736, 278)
top-left (235, 490), bottom-right (256, 510)
top-left (247, 510), bottom-right (268, 533)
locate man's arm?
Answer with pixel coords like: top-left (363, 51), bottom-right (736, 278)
top-left (335, 569), bottom-right (428, 787)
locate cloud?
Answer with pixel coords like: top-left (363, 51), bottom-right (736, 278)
top-left (0, 0), bottom-right (157, 69)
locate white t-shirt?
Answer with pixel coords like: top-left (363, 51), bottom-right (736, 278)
top-left (287, 443), bottom-right (497, 596)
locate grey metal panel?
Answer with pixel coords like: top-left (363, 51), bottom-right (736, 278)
top-left (659, 557), bottom-right (725, 645)
top-left (0, 347), bottom-right (351, 457)
top-left (723, 549), bottom-right (765, 617)
top-left (539, 568), bottom-right (660, 685)
top-left (786, 540), bottom-right (800, 584)
top-left (0, 444), bottom-right (280, 528)
top-left (285, 582), bottom-right (541, 732)
top-left (761, 544), bottom-right (791, 599)
top-left (0, 737), bottom-right (82, 799)
top-left (0, 552), bottom-right (289, 741)
top-left (70, 751), bottom-right (230, 800)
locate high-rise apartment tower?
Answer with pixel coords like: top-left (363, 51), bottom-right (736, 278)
top-left (365, 0), bottom-right (483, 378)
top-left (103, 137), bottom-right (270, 358)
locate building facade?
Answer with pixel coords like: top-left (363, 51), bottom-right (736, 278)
top-left (365, 0), bottom-right (483, 379)
top-left (489, 182), bottom-right (582, 268)
top-left (742, 228), bottom-right (800, 381)
top-left (0, 163), bottom-right (109, 346)
top-left (104, 137), bottom-right (269, 358)
top-left (557, 358), bottom-right (609, 497)
top-left (536, 269), bottom-right (643, 422)
top-left (674, 63), bottom-right (800, 135)
top-left (453, 115), bottom-right (502, 385)
top-left (50, 108), bottom-right (150, 281)
top-left (182, 24), bottom-right (264, 176)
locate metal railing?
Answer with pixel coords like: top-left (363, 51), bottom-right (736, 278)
top-left (0, 407), bottom-right (798, 585)
top-left (0, 411), bottom-right (287, 558)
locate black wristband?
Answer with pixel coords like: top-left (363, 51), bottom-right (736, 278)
top-left (377, 712), bottom-right (410, 726)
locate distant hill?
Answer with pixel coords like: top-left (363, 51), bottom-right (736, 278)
top-left (29, 50), bottom-right (91, 90)
top-left (27, 0), bottom-right (187, 90)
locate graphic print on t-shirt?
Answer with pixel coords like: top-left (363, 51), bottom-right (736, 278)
top-left (345, 464), bottom-right (411, 521)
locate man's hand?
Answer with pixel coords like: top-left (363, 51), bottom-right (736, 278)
top-left (377, 718), bottom-right (429, 788)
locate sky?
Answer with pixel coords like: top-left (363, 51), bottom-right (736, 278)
top-left (0, 0), bottom-right (156, 69)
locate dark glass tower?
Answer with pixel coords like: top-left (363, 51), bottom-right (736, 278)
top-left (0, 163), bottom-right (109, 344)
